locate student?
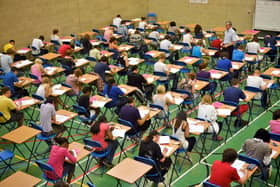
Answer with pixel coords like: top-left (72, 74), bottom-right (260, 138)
top-left (168, 21), bottom-right (180, 42)
top-left (108, 37), bottom-right (118, 50)
top-left (40, 97), bottom-right (66, 137)
top-left (138, 17), bottom-right (147, 29)
top-left (104, 27), bottom-right (114, 42)
top-left (46, 137), bottom-right (77, 184)
top-left (31, 58), bottom-right (45, 84)
top-left (112, 14), bottom-right (122, 28)
top-left (246, 69), bottom-right (267, 108)
top-left (3, 40), bottom-right (16, 53)
top-left (31, 35), bottom-right (47, 55)
top-left (58, 43), bottom-right (72, 58)
top-left (3, 67), bottom-right (27, 97)
top-left (182, 28), bottom-right (194, 48)
top-left (89, 45), bottom-right (101, 61)
top-left (78, 86), bottom-right (98, 117)
top-left (246, 36), bottom-right (261, 54)
top-left (216, 51), bottom-right (233, 73)
top-left (148, 28), bottom-right (160, 48)
top-left (93, 56), bottom-right (110, 82)
top-left (223, 79), bottom-right (249, 126)
top-left (242, 128), bottom-right (272, 180)
top-left (129, 30), bottom-right (145, 53)
top-left (90, 116), bottom-right (118, 167)
top-left (117, 20), bottom-right (128, 41)
top-left (65, 68), bottom-right (83, 96)
top-left (36, 77), bottom-right (52, 100)
top-left (117, 51), bottom-right (129, 69)
top-left (51, 29), bottom-right (62, 45)
top-left (191, 40), bottom-right (208, 58)
top-left (221, 21), bottom-right (238, 60)
top-left (197, 95), bottom-right (223, 140)
top-left (196, 62), bottom-right (217, 94)
top-left (264, 34), bottom-right (277, 62)
top-left (0, 48), bottom-right (14, 73)
top-left (269, 109), bottom-right (280, 134)
top-left (172, 111), bottom-right (196, 159)
top-left (119, 97), bottom-right (151, 136)
top-left (209, 148), bottom-right (248, 187)
top-left (0, 86), bottom-right (24, 127)
top-left (154, 53), bottom-right (169, 86)
top-left (194, 24), bottom-right (204, 39)
top-left (160, 35), bottom-right (172, 51)
top-left (61, 49), bottom-right (76, 75)
top-left (80, 34), bottom-right (92, 55)
top-left (232, 44), bottom-right (245, 61)
top-left (139, 130), bottom-right (172, 181)
top-left (178, 72), bottom-right (197, 96)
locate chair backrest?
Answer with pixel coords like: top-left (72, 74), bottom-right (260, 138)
top-left (214, 67), bottom-right (228, 72)
top-left (30, 122), bottom-right (43, 131)
top-left (61, 82), bottom-right (72, 89)
top-left (83, 138), bottom-right (102, 149)
top-left (29, 73), bottom-right (39, 80)
top-left (196, 77), bottom-right (210, 82)
top-left (118, 118), bottom-right (133, 128)
top-left (50, 40), bottom-right (60, 46)
top-left (245, 86), bottom-right (262, 93)
top-left (178, 42), bottom-right (190, 47)
top-left (149, 103), bottom-right (164, 111)
top-left (87, 182), bottom-right (96, 187)
top-left (260, 74), bottom-right (271, 80)
top-left (73, 104), bottom-right (88, 115)
top-left (92, 29), bottom-right (100, 34)
top-left (270, 132), bottom-right (280, 142)
top-left (35, 160), bottom-right (55, 173)
top-left (153, 71), bottom-right (167, 77)
top-left (159, 49), bottom-right (170, 54)
top-left (32, 94), bottom-right (45, 101)
top-left (238, 154), bottom-right (261, 167)
top-left (167, 31), bottom-right (175, 36)
top-left (136, 28), bottom-right (145, 32)
top-left (174, 61), bottom-right (186, 67)
top-left (86, 56), bottom-right (97, 62)
top-left (221, 100), bottom-right (238, 107)
top-left (203, 181), bottom-right (220, 187)
top-left (173, 89), bottom-right (192, 97)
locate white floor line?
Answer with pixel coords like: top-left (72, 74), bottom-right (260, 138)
top-left (171, 99), bottom-right (280, 186)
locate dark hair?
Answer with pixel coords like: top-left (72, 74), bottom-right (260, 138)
top-left (194, 24), bottom-right (202, 35)
top-left (222, 148), bottom-right (238, 163)
top-left (82, 86), bottom-right (91, 94)
top-left (254, 128), bottom-right (270, 143)
top-left (231, 79), bottom-right (239, 86)
top-left (174, 111), bottom-right (187, 130)
top-left (130, 65), bottom-right (138, 72)
top-left (141, 17), bottom-right (146, 21)
top-left (109, 37), bottom-right (117, 43)
top-left (90, 116), bottom-right (107, 134)
top-left (11, 67), bottom-right (18, 72)
top-left (144, 130), bottom-right (159, 143)
top-left (39, 35), bottom-right (45, 41)
top-left (252, 35), bottom-right (258, 42)
top-left (121, 20), bottom-right (126, 24)
top-left (53, 29), bottom-right (59, 35)
top-left (127, 96), bottom-right (134, 104)
top-left (185, 28), bottom-right (191, 33)
top-left (116, 14), bottom-right (121, 17)
top-left (45, 96), bottom-right (54, 104)
top-left (273, 109), bottom-right (280, 120)
top-left (6, 48), bottom-right (15, 55)
top-left (100, 56), bottom-right (108, 62)
top-left (9, 40), bottom-right (15, 43)
top-left (106, 78), bottom-right (116, 96)
top-left (199, 61), bottom-right (208, 70)
top-left (170, 21), bottom-right (176, 27)
top-left (165, 35), bottom-right (171, 40)
top-left (220, 51), bottom-right (229, 59)
top-left (54, 182), bottom-right (69, 187)
top-left (54, 137), bottom-right (69, 145)
top-left (1, 86), bottom-right (11, 94)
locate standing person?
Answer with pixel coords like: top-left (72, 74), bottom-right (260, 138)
top-left (3, 40), bottom-right (16, 54)
top-left (46, 137), bottom-right (77, 184)
top-left (242, 128), bottom-right (272, 180)
top-left (90, 116), bottom-right (118, 167)
top-left (112, 14), bottom-right (122, 28)
top-left (51, 29), bottom-right (62, 45)
top-left (31, 35), bottom-right (47, 55)
top-left (264, 34), bottom-right (277, 62)
top-left (0, 48), bottom-right (14, 73)
top-left (221, 21), bottom-right (238, 60)
top-left (139, 130), bottom-right (172, 184)
top-left (80, 34), bottom-right (92, 55)
top-left (209, 148), bottom-right (248, 187)
top-left (0, 86), bottom-right (24, 127)
top-left (172, 111), bottom-right (197, 159)
top-left (31, 58), bottom-right (45, 84)
top-left (197, 95), bottom-right (223, 140)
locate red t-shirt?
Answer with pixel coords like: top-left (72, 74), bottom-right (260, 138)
top-left (58, 44), bottom-right (71, 57)
top-left (91, 123), bottom-right (109, 151)
top-left (211, 39), bottom-right (222, 49)
top-left (209, 160), bottom-right (240, 187)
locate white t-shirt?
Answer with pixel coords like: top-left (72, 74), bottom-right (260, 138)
top-left (148, 31), bottom-right (160, 41)
top-left (154, 61), bottom-right (168, 80)
top-left (113, 17), bottom-right (122, 28)
top-left (246, 75), bottom-right (265, 99)
top-left (138, 21), bottom-right (146, 29)
top-left (182, 33), bottom-right (193, 47)
top-left (197, 103), bottom-right (219, 133)
top-left (31, 38), bottom-right (44, 55)
top-left (246, 42), bottom-right (260, 54)
top-left (50, 34), bottom-right (62, 45)
top-left (160, 39), bottom-right (172, 50)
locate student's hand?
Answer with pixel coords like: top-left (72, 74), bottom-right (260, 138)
top-left (163, 147), bottom-right (168, 154)
top-left (145, 113), bottom-right (150, 120)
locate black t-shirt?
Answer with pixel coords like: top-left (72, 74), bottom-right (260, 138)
top-left (78, 95), bottom-right (90, 117)
top-left (127, 72), bottom-right (147, 91)
top-left (139, 140), bottom-right (163, 169)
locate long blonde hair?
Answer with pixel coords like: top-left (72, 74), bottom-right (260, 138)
top-left (201, 94), bottom-right (212, 105)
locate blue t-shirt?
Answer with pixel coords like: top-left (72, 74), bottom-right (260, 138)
top-left (103, 84), bottom-right (124, 106)
top-left (192, 46), bottom-right (202, 58)
top-left (3, 72), bottom-right (18, 93)
top-left (232, 49), bottom-right (245, 61)
top-left (93, 62), bottom-right (110, 81)
top-left (223, 86), bottom-right (246, 104)
top-left (217, 58), bottom-right (232, 72)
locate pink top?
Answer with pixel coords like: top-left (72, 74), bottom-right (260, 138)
top-left (46, 145), bottom-right (77, 179)
top-left (91, 122), bottom-right (109, 151)
top-left (270, 120), bottom-right (280, 134)
top-left (31, 64), bottom-right (43, 84)
top-left (66, 74), bottom-right (79, 95)
top-left (104, 29), bottom-right (113, 42)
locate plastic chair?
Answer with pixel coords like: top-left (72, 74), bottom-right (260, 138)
top-left (149, 103), bottom-right (170, 129)
top-left (203, 181), bottom-right (220, 187)
top-left (35, 160), bottom-right (62, 186)
top-left (0, 112), bottom-right (16, 131)
top-left (153, 71), bottom-right (169, 88)
top-left (87, 182), bottom-right (96, 187)
top-left (92, 29), bottom-right (101, 34)
top-left (173, 89), bottom-right (195, 108)
top-left (72, 104), bottom-right (97, 132)
top-left (270, 132), bottom-right (280, 142)
top-left (0, 150), bottom-right (15, 179)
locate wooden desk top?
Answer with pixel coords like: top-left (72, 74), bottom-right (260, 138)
top-left (204, 49), bottom-right (218, 56)
top-left (0, 171), bottom-right (41, 187)
top-left (68, 142), bottom-right (91, 161)
top-left (61, 36), bottom-right (74, 43)
top-left (16, 77), bottom-right (35, 88)
top-left (16, 48), bottom-right (31, 55)
top-left (79, 31), bottom-right (96, 37)
top-left (178, 56), bottom-right (200, 65)
top-left (1, 126), bottom-right (40, 144)
top-left (90, 40), bottom-right (103, 46)
top-left (128, 57), bottom-right (144, 66)
top-left (243, 90), bottom-right (257, 102)
top-left (108, 64), bottom-right (124, 74)
top-left (109, 122), bottom-right (131, 137)
top-left (107, 158), bottom-right (152, 184)
top-left (14, 96), bottom-right (40, 110)
top-left (157, 21), bottom-right (170, 25)
top-left (40, 52), bottom-right (61, 60)
top-left (194, 80), bottom-right (209, 91)
top-left (113, 33), bottom-right (123, 39)
top-left (231, 160), bottom-right (258, 182)
top-left (212, 27), bottom-right (225, 32)
top-left (170, 44), bottom-right (184, 51)
top-left (138, 105), bottom-right (161, 120)
top-left (262, 67), bottom-right (280, 77)
top-left (118, 84), bottom-right (138, 95)
top-left (142, 74), bottom-right (160, 84)
top-left (12, 60), bottom-right (33, 69)
top-left (276, 40), bottom-right (280, 47)
top-left (90, 95), bottom-right (112, 108)
top-left (166, 91), bottom-right (186, 105)
top-left (54, 109), bottom-right (78, 125)
top-left (44, 66), bottom-right (65, 76)
top-left (166, 64), bottom-right (183, 74)
top-left (75, 58), bottom-right (90, 68)
top-left (51, 84), bottom-right (71, 97)
top-left (145, 50), bottom-right (164, 58)
top-left (241, 30), bottom-right (260, 36)
top-left (100, 50), bottom-right (114, 57)
top-left (118, 44), bottom-right (134, 52)
top-left (209, 69), bottom-right (228, 79)
top-left (232, 61), bottom-right (245, 70)
top-left (79, 73), bottom-right (99, 84)
top-left (99, 26), bottom-right (112, 31)
top-left (244, 54), bottom-right (257, 61)
top-left (187, 117), bottom-right (211, 136)
top-left (269, 140), bottom-right (280, 159)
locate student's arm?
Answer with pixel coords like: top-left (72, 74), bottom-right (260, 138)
top-left (241, 90), bottom-right (249, 102)
top-left (106, 125), bottom-right (114, 140)
top-left (201, 47), bottom-right (209, 55)
top-left (136, 109), bottom-right (149, 126)
top-left (236, 169), bottom-right (249, 184)
top-left (183, 121), bottom-right (190, 138)
top-left (229, 61), bottom-right (234, 72)
top-left (45, 84), bottom-right (52, 97)
top-left (51, 106), bottom-right (56, 122)
top-left (65, 149), bottom-right (77, 164)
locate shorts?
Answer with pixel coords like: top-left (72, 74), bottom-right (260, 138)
top-left (232, 104), bottom-right (249, 116)
top-left (6, 111), bottom-right (24, 123)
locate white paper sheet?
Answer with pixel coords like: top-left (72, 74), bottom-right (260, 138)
top-left (159, 136), bottom-right (170, 144)
top-left (245, 57), bottom-right (254, 61)
top-left (146, 77), bottom-right (154, 83)
top-left (272, 70), bottom-right (280, 75)
top-left (76, 58), bottom-right (88, 66)
top-left (170, 68), bottom-right (179, 74)
top-left (17, 49), bottom-right (30, 54)
top-left (129, 59), bottom-right (139, 65)
top-left (91, 100), bottom-right (107, 108)
top-left (56, 114), bottom-right (69, 123)
top-left (174, 97), bottom-right (184, 105)
top-left (187, 118), bottom-right (198, 126)
top-left (52, 84), bottom-right (62, 89)
top-left (159, 145), bottom-right (172, 155)
top-left (184, 58), bottom-right (193, 63)
top-left (211, 73), bottom-right (221, 79)
top-left (231, 159), bottom-right (245, 178)
top-left (52, 89), bottom-right (65, 95)
top-left (112, 129), bottom-right (126, 138)
top-left (270, 150), bottom-right (277, 158)
top-left (139, 109), bottom-right (150, 119)
top-left (232, 64), bottom-right (238, 69)
top-left (209, 51), bottom-right (215, 56)
top-left (21, 99), bottom-right (35, 106)
top-left (189, 124), bottom-right (204, 133)
top-left (120, 88), bottom-right (127, 94)
top-left (217, 108), bottom-right (231, 116)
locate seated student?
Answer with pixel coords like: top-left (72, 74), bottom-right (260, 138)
top-left (40, 97), bottom-right (66, 137)
top-left (127, 66), bottom-right (154, 100)
top-left (172, 111), bottom-right (196, 159)
top-left (60, 49), bottom-right (76, 75)
top-left (46, 137), bottom-right (77, 184)
top-left (93, 56), bottom-right (110, 82)
top-left (129, 30), bottom-right (146, 53)
top-left (31, 35), bottom-right (47, 55)
top-left (0, 48), bottom-right (14, 73)
top-left (191, 40), bottom-right (208, 59)
top-left (78, 86), bottom-right (99, 117)
top-left (246, 35), bottom-right (261, 54)
top-left (51, 29), bottom-right (62, 45)
top-left (3, 40), bottom-right (16, 54)
top-left (58, 43), bottom-right (72, 58)
top-left (160, 35), bottom-right (172, 51)
top-left (264, 34), bottom-right (277, 62)
top-left (31, 58), bottom-right (45, 84)
top-left (148, 28), bottom-right (160, 48)
top-left (216, 51), bottom-right (233, 73)
top-left (232, 44), bottom-right (245, 61)
top-left (119, 97), bottom-right (151, 136)
top-left (168, 21), bottom-right (180, 42)
top-left (223, 79), bottom-right (249, 126)
top-left (196, 62), bottom-right (217, 94)
top-left (65, 68), bottom-right (82, 96)
top-left (36, 76), bottom-right (52, 100)
top-left (103, 78), bottom-right (127, 112)
top-left (209, 148), bottom-right (248, 187)
top-left (104, 27), bottom-right (114, 42)
top-left (89, 44), bottom-right (101, 61)
top-left (242, 128), bottom-right (272, 180)
top-left (80, 34), bottom-right (92, 55)
top-left (178, 72), bottom-right (199, 102)
top-left (197, 95), bottom-right (223, 140)
top-left (90, 116), bottom-right (118, 167)
top-left (194, 24), bottom-right (204, 39)
top-left (112, 14), bottom-right (122, 28)
top-left (182, 28), bottom-right (194, 48)
top-left (139, 130), bottom-right (172, 182)
top-left (138, 17), bottom-right (147, 29)
top-left (117, 20), bottom-right (128, 41)
top-left (270, 109), bottom-right (280, 134)
top-left (246, 69), bottom-right (267, 108)
top-left (0, 86), bottom-right (24, 127)
top-left (117, 51), bottom-right (129, 71)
